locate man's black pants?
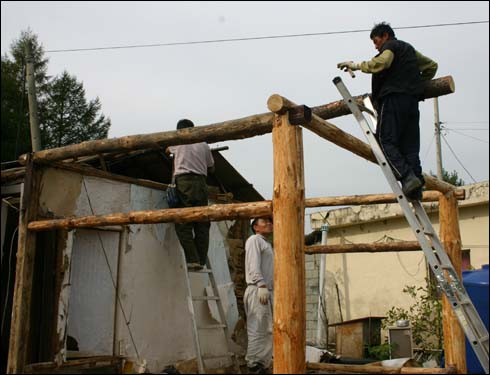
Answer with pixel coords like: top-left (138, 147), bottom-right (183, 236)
top-left (376, 93), bottom-right (423, 181)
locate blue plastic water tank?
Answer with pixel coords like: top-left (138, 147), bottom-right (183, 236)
top-left (462, 264), bottom-right (489, 374)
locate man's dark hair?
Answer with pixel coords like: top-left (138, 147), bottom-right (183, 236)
top-left (370, 22), bottom-right (395, 39)
top-left (250, 217), bottom-right (272, 234)
top-left (251, 218), bottom-right (259, 234)
top-left (177, 119), bottom-right (195, 130)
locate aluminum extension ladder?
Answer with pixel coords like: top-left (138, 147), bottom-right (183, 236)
top-left (183, 257), bottom-right (235, 374)
top-left (333, 76), bottom-right (489, 373)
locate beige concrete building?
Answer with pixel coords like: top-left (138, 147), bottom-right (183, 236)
top-left (305, 182), bottom-right (489, 346)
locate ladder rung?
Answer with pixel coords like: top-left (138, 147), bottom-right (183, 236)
top-left (192, 296), bottom-right (220, 301)
top-left (202, 352), bottom-right (234, 360)
top-left (198, 324), bottom-right (227, 330)
top-left (478, 335), bottom-right (489, 342)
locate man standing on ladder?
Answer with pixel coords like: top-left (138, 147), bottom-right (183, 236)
top-left (167, 119), bottom-right (215, 271)
top-left (244, 217), bottom-right (274, 374)
top-left (337, 22), bottom-right (438, 200)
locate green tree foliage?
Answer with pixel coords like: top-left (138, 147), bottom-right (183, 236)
top-left (383, 278), bottom-right (443, 362)
top-left (430, 168), bottom-right (465, 186)
top-left (1, 29), bottom-right (48, 162)
top-left (1, 30), bottom-right (111, 162)
top-left (40, 71), bottom-right (110, 148)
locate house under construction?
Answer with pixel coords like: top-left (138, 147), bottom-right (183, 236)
top-left (1, 74), bottom-right (487, 374)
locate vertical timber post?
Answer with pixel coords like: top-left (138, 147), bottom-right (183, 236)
top-left (7, 155), bottom-right (41, 373)
top-left (270, 96), bottom-right (306, 374)
top-left (439, 191), bottom-right (467, 374)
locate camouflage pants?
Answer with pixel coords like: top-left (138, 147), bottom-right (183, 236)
top-left (174, 174), bottom-right (210, 265)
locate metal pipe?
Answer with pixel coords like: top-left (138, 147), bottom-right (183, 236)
top-left (316, 223), bottom-right (329, 347)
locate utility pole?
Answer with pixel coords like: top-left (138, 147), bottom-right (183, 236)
top-left (434, 98), bottom-right (443, 180)
top-left (25, 41), bottom-right (42, 152)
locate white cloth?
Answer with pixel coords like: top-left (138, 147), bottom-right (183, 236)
top-left (244, 285), bottom-right (273, 368)
top-left (168, 142), bottom-right (214, 177)
top-left (244, 234), bottom-right (273, 290)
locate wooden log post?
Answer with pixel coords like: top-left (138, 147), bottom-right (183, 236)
top-left (7, 156), bottom-right (41, 374)
top-left (439, 192), bottom-right (466, 374)
top-left (268, 96), bottom-right (306, 374)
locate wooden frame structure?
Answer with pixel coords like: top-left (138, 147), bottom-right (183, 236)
top-left (6, 76), bottom-right (467, 374)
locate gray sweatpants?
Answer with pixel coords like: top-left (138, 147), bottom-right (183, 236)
top-left (243, 285), bottom-right (273, 368)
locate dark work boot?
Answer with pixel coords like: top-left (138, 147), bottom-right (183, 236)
top-left (401, 171), bottom-right (423, 197)
top-left (406, 186), bottom-right (423, 201)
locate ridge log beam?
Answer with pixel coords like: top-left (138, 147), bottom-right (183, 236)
top-left (19, 77), bottom-right (454, 164)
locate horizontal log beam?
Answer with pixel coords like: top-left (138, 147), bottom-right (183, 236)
top-left (26, 189), bottom-right (465, 232)
top-left (28, 201), bottom-right (272, 231)
top-left (305, 241), bottom-right (421, 254)
top-left (19, 77), bottom-right (455, 164)
top-left (305, 190), bottom-right (465, 207)
top-left (306, 362), bottom-right (457, 374)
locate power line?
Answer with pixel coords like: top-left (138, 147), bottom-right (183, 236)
top-left (45, 20), bottom-right (489, 53)
top-left (441, 134), bottom-right (478, 183)
top-left (445, 128), bottom-right (489, 144)
top-left (423, 134), bottom-right (435, 163)
top-left (442, 121), bottom-right (489, 125)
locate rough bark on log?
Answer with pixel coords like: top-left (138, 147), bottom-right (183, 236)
top-left (306, 362), bottom-right (457, 374)
top-left (27, 189), bottom-right (466, 232)
top-left (28, 201), bottom-right (273, 231)
top-left (439, 192), bottom-right (467, 374)
top-left (19, 77), bottom-right (454, 164)
top-left (305, 241), bottom-right (421, 254)
top-left (271, 111), bottom-right (306, 374)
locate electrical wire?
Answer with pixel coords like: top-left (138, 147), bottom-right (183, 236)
top-left (81, 178), bottom-right (141, 361)
top-left (423, 134), bottom-right (435, 163)
top-left (45, 20), bottom-right (489, 53)
top-left (445, 128), bottom-right (489, 144)
top-left (441, 134), bottom-right (478, 183)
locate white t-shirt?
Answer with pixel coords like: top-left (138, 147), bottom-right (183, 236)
top-left (245, 234), bottom-right (274, 291)
top-left (169, 143), bottom-right (214, 177)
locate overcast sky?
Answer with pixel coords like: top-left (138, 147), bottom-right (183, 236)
top-left (2, 2), bottom-right (489, 224)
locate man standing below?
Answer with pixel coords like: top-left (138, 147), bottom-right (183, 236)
top-left (167, 119), bottom-right (215, 271)
top-left (244, 217), bottom-right (274, 374)
top-left (337, 22), bottom-right (438, 200)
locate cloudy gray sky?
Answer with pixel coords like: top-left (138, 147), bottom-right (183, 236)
top-left (2, 2), bottom-right (489, 222)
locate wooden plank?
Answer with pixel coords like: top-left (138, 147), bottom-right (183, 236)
top-left (439, 192), bottom-right (466, 374)
top-left (271, 110), bottom-right (306, 373)
top-left (18, 77), bottom-right (455, 164)
top-left (305, 241), bottom-right (421, 254)
top-left (42, 161), bottom-right (169, 191)
top-left (7, 156), bottom-right (41, 373)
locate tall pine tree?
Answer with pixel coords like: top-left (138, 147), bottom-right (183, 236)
top-left (40, 71), bottom-right (110, 148)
